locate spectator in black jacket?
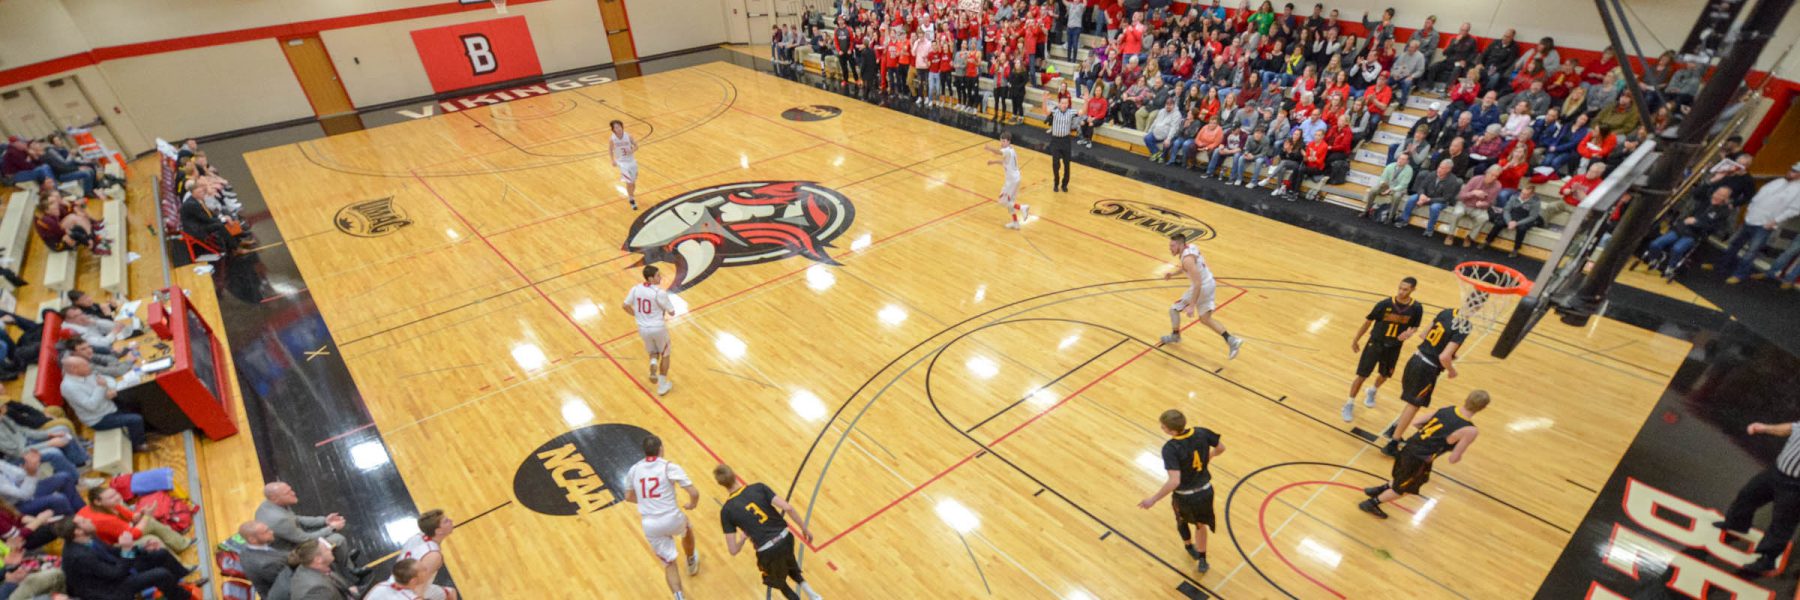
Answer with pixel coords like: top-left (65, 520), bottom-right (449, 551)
top-left (1427, 23), bottom-right (1481, 88)
top-left (58, 516), bottom-right (196, 600)
top-left (1478, 29), bottom-right (1520, 92)
top-left (1641, 186), bottom-right (1734, 274)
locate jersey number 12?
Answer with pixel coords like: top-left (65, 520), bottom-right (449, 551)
top-left (638, 477), bottom-right (662, 499)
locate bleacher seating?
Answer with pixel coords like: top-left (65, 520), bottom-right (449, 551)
top-left (0, 190), bottom-right (35, 289)
top-left (793, 24), bottom-right (1590, 256)
top-left (101, 199), bottom-right (127, 297)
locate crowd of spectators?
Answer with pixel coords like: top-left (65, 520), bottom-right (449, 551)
top-left (785, 0), bottom-right (1800, 281)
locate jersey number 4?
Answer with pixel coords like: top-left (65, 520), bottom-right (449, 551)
top-left (638, 477), bottom-right (662, 499)
top-left (1191, 450), bottom-right (1206, 472)
top-left (637, 298), bottom-right (655, 315)
top-left (1419, 418), bottom-right (1444, 439)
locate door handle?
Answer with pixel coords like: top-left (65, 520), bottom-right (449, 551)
top-left (748, 12), bottom-right (769, 16)
top-left (607, 28), bottom-right (628, 34)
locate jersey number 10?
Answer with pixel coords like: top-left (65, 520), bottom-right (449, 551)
top-left (638, 298), bottom-right (655, 315)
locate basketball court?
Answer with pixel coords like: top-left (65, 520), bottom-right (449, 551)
top-left (239, 61), bottom-right (1689, 598)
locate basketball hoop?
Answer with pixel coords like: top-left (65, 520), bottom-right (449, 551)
top-left (1452, 261), bottom-right (1532, 341)
top-left (491, 0), bottom-right (508, 14)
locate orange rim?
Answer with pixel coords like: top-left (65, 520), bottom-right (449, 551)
top-left (1454, 261), bottom-right (1533, 296)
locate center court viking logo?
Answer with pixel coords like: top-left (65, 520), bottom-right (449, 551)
top-left (334, 197), bottom-right (414, 237)
top-left (1089, 199), bottom-right (1217, 241)
top-left (512, 423), bottom-right (658, 516)
top-left (622, 181), bottom-right (856, 291)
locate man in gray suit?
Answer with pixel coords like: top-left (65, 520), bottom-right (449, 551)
top-left (236, 521), bottom-right (288, 599)
top-left (287, 539), bottom-right (356, 600)
top-left (255, 482), bottom-right (346, 551)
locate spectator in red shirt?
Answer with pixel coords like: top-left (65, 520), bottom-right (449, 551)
top-left (78, 487), bottom-right (192, 552)
top-left (1552, 162), bottom-right (1608, 226)
top-left (1081, 92), bottom-right (1109, 147)
top-left (1576, 126), bottom-right (1617, 173)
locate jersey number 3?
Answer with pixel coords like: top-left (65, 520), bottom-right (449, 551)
top-left (638, 477), bottom-right (662, 499)
top-left (745, 503), bottom-right (770, 524)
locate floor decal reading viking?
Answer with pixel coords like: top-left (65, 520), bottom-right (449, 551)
top-left (622, 181), bottom-right (857, 291)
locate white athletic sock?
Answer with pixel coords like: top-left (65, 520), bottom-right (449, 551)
top-left (801, 581), bottom-right (822, 599)
top-left (1168, 308), bottom-right (1182, 333)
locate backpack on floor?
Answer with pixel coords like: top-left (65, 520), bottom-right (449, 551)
top-left (1327, 158), bottom-right (1351, 185)
top-left (135, 490), bottom-right (198, 533)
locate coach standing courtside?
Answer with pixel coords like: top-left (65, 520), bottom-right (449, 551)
top-left (1046, 96), bottom-right (1083, 193)
top-left (1718, 421), bottom-right (1800, 575)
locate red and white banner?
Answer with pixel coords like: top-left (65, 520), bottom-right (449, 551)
top-left (410, 15), bottom-right (542, 94)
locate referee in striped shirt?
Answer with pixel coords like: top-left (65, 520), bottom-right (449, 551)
top-left (1718, 420), bottom-right (1800, 574)
top-left (1045, 96), bottom-right (1084, 193)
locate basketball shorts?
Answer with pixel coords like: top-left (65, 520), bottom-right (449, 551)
top-left (1390, 452), bottom-right (1436, 495)
top-left (619, 158), bottom-right (639, 184)
top-left (640, 327), bottom-right (672, 356)
top-left (1001, 175), bottom-right (1020, 201)
top-left (755, 533), bottom-right (802, 587)
top-left (1173, 281), bottom-right (1218, 315)
top-left (420, 584), bottom-right (449, 600)
top-left (1399, 355), bottom-right (1442, 407)
top-left (1171, 486), bottom-right (1215, 530)
top-left (641, 511), bottom-right (689, 563)
top-left (1356, 342), bottom-right (1403, 378)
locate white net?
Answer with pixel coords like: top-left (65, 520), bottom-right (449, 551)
top-left (1454, 262), bottom-right (1531, 338)
top-left (492, 0), bottom-right (508, 14)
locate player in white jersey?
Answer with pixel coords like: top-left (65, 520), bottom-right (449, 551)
top-left (625, 265), bottom-right (677, 395)
top-left (1161, 232), bottom-right (1244, 359)
top-left (390, 509), bottom-right (458, 600)
top-left (984, 131), bottom-right (1030, 229)
top-left (610, 119), bottom-right (641, 210)
top-left (626, 435), bottom-right (702, 600)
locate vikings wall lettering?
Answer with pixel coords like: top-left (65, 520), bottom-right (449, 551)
top-left (512, 423), bottom-right (658, 516)
top-left (394, 73), bottom-right (614, 119)
top-left (334, 197), bottom-right (414, 237)
top-left (622, 181), bottom-right (856, 291)
top-left (781, 105), bottom-right (843, 122)
top-left (1088, 199), bottom-right (1217, 241)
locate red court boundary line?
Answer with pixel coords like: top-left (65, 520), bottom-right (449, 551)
top-left (1259, 480), bottom-right (1417, 600)
top-left (313, 422), bottom-right (375, 447)
top-left (410, 170), bottom-right (736, 493)
top-left (812, 286), bottom-right (1249, 550)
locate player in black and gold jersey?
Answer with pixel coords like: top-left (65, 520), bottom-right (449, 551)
top-left (1379, 306), bottom-right (1470, 457)
top-left (1359, 390), bottom-right (1488, 519)
top-left (1138, 409), bottom-right (1227, 573)
top-left (1341, 277), bottom-right (1424, 422)
top-left (712, 465), bottom-right (823, 600)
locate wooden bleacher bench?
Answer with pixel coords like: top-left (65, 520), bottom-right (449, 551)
top-left (0, 190), bottom-right (35, 290)
top-left (42, 250), bottom-right (76, 293)
top-left (91, 428), bottom-right (132, 476)
top-left (100, 200), bottom-right (126, 297)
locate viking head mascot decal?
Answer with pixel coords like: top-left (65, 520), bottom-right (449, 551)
top-left (622, 181), bottom-right (857, 291)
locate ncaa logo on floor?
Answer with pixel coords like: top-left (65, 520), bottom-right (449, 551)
top-left (512, 423), bottom-right (658, 516)
top-left (1089, 199), bottom-right (1216, 241)
top-left (622, 181), bottom-right (856, 291)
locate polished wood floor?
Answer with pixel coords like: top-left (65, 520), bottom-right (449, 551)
top-left (238, 62), bottom-right (1689, 599)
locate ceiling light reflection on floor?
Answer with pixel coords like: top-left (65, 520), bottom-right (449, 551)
top-left (512, 343), bottom-right (548, 371)
top-left (935, 498), bottom-right (979, 533)
top-left (715, 332), bottom-right (747, 359)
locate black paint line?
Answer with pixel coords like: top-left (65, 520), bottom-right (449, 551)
top-left (963, 338), bottom-right (1132, 433)
top-left (958, 532), bottom-right (993, 595)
